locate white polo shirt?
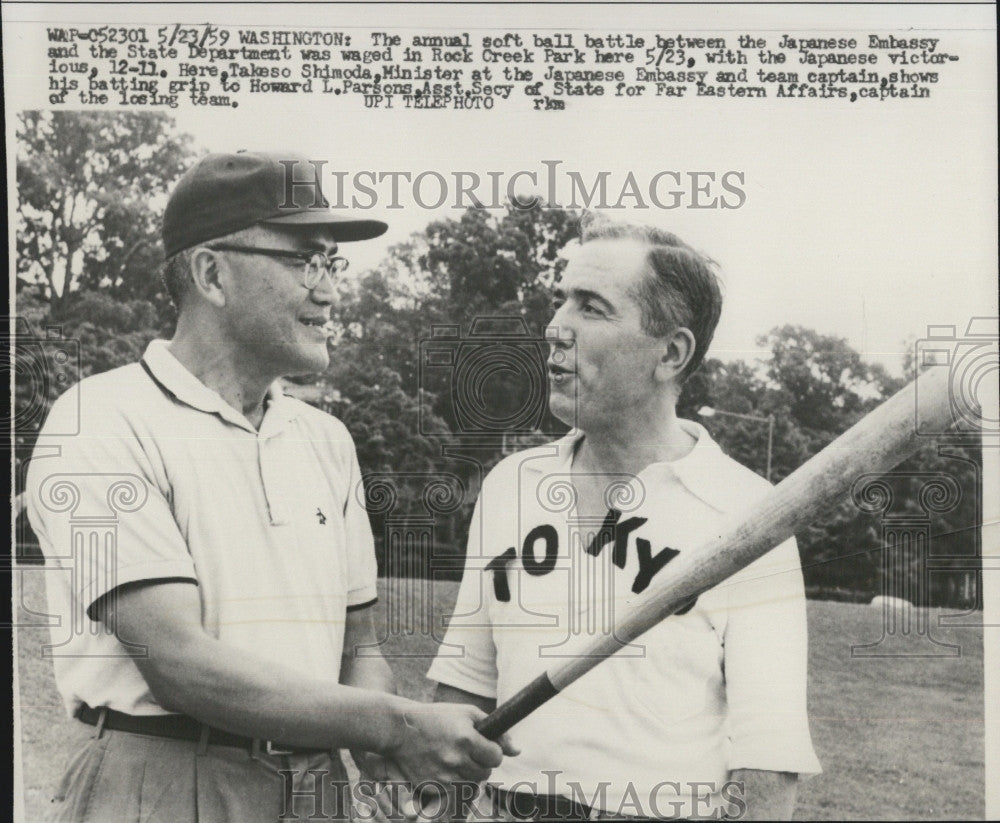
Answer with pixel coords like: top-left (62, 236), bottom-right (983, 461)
top-left (428, 423), bottom-right (821, 818)
top-left (26, 339), bottom-right (378, 718)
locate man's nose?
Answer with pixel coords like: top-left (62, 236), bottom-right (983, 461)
top-left (546, 322), bottom-right (574, 358)
top-left (309, 271), bottom-right (337, 304)
top-left (547, 302), bottom-right (575, 343)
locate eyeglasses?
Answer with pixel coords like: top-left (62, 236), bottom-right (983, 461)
top-left (207, 244), bottom-right (349, 289)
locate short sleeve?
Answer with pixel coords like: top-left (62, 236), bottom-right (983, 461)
top-left (721, 537), bottom-right (822, 776)
top-left (343, 441), bottom-right (378, 608)
top-left (426, 494), bottom-right (500, 698)
top-left (25, 389), bottom-right (197, 615)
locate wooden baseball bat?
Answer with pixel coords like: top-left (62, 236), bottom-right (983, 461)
top-left (474, 363), bottom-right (956, 740)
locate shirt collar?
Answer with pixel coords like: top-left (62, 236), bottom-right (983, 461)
top-left (529, 420), bottom-right (754, 513)
top-left (142, 339), bottom-right (298, 433)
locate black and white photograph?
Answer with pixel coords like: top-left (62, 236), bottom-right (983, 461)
top-left (6, 2), bottom-right (998, 821)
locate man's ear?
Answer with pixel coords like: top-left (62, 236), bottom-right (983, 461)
top-left (655, 327), bottom-right (696, 384)
top-left (189, 247), bottom-right (227, 308)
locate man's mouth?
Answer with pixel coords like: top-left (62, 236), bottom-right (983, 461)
top-left (299, 317), bottom-right (333, 335)
top-left (548, 362), bottom-right (574, 382)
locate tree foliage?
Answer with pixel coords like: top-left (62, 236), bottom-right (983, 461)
top-left (696, 327), bottom-right (979, 605)
top-left (13, 111), bottom-right (193, 519)
top-left (332, 205), bottom-right (580, 439)
top-left (16, 111), bottom-right (193, 314)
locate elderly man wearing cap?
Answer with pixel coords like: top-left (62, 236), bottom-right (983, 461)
top-left (25, 152), bottom-right (515, 823)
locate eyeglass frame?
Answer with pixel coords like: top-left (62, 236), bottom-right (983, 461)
top-left (205, 243), bottom-right (349, 290)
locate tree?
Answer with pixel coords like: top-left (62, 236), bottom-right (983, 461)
top-left (416, 205), bottom-right (579, 436)
top-left (13, 111), bottom-right (195, 504)
top-left (333, 204), bottom-right (580, 441)
top-left (759, 325), bottom-right (894, 435)
top-left (332, 238), bottom-right (443, 396)
top-left (14, 112), bottom-right (194, 500)
top-left (318, 340), bottom-right (473, 576)
top-left (773, 328), bottom-right (978, 606)
top-left (690, 328), bottom-right (980, 606)
top-left (16, 111), bottom-right (194, 314)
top-left (422, 205), bottom-right (577, 321)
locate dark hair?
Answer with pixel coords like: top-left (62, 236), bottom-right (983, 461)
top-left (580, 213), bottom-right (723, 380)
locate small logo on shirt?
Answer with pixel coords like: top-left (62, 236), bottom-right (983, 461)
top-left (315, 508), bottom-right (327, 525)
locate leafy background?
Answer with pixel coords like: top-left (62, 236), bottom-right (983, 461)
top-left (13, 110), bottom-right (983, 608)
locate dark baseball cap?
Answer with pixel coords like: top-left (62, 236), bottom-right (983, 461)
top-left (162, 151), bottom-right (388, 258)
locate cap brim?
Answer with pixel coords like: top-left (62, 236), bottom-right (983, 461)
top-left (263, 210), bottom-right (388, 241)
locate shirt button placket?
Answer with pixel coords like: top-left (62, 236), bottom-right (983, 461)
top-left (258, 432), bottom-right (289, 527)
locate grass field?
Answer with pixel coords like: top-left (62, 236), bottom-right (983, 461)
top-left (14, 568), bottom-right (985, 821)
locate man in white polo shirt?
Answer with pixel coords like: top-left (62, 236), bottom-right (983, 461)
top-left (26, 151), bottom-right (514, 822)
top-left (429, 215), bottom-right (821, 820)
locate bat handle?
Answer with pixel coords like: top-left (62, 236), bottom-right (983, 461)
top-left (473, 672), bottom-right (559, 740)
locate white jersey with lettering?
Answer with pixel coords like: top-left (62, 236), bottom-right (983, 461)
top-left (429, 422), bottom-right (821, 819)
